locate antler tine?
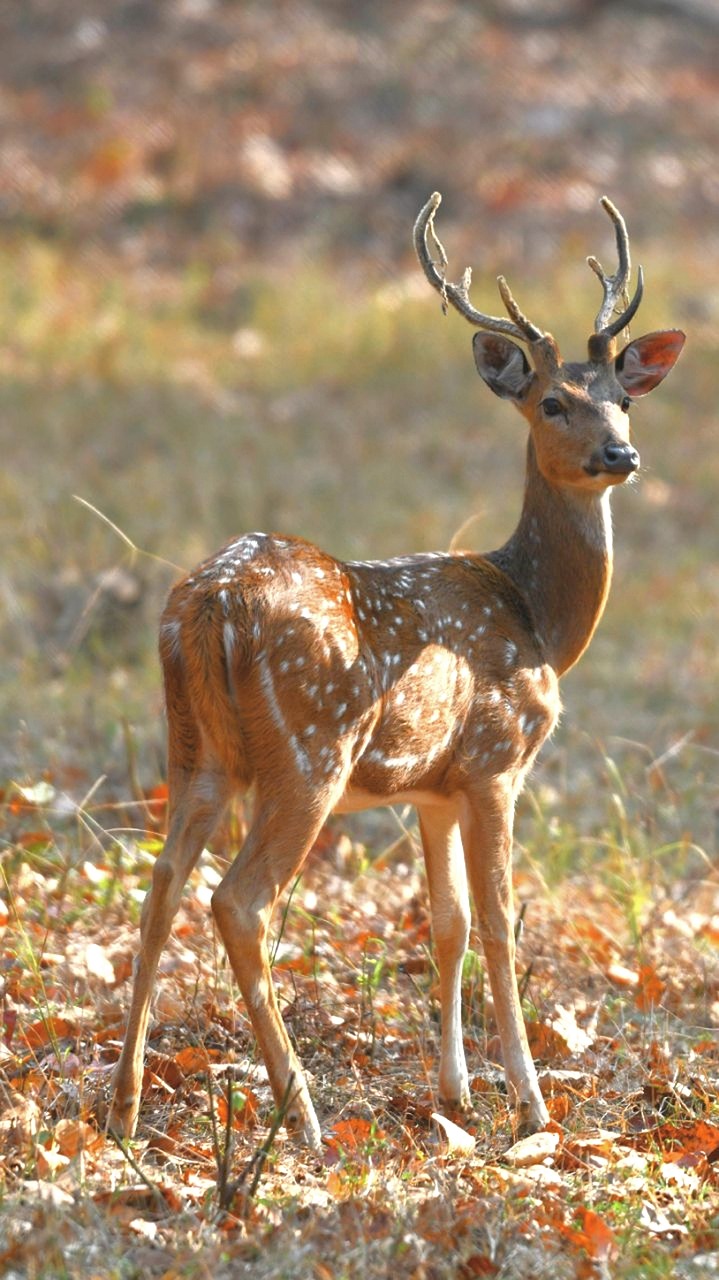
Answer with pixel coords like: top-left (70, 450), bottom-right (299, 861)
top-left (497, 274), bottom-right (542, 340)
top-left (414, 192), bottom-right (543, 344)
top-left (588, 196), bottom-right (644, 338)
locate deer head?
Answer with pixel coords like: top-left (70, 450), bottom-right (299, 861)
top-left (414, 192), bottom-right (685, 494)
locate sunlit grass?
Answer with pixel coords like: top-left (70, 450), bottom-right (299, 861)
top-left (1, 231), bottom-right (716, 865)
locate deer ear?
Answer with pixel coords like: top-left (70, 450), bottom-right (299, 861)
top-left (473, 333), bottom-right (533, 402)
top-left (615, 330), bottom-right (685, 397)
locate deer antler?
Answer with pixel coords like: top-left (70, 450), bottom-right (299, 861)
top-left (414, 192), bottom-right (543, 344)
top-left (587, 196), bottom-right (644, 338)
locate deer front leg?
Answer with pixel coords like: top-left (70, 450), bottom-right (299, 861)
top-left (418, 802), bottom-right (471, 1110)
top-left (459, 783), bottom-right (548, 1135)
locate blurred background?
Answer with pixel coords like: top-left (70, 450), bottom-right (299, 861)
top-left (1, 0), bottom-right (717, 861)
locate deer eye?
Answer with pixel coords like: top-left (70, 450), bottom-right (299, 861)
top-left (621, 394), bottom-right (632, 413)
top-left (541, 397), bottom-right (564, 417)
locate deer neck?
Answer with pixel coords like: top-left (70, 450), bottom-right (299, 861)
top-left (488, 439), bottom-right (614, 676)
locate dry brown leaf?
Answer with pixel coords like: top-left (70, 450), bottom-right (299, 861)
top-left (21, 1015), bottom-right (77, 1050)
top-left (53, 1118), bottom-right (104, 1159)
top-left (546, 1093), bottom-right (571, 1122)
top-left (431, 1112), bottom-right (476, 1155)
top-left (36, 1147), bottom-right (71, 1179)
top-left (561, 1130), bottom-right (621, 1167)
top-left (524, 1021), bottom-right (571, 1061)
top-left (635, 963), bottom-right (666, 1010)
top-left (327, 1117), bottom-right (383, 1152)
top-left (504, 1129), bottom-right (559, 1167)
top-left (0, 1094), bottom-right (41, 1153)
top-left (216, 1086), bottom-right (259, 1131)
top-left (627, 1119), bottom-right (719, 1158)
top-left (579, 1208), bottom-right (618, 1261)
top-left (173, 1045), bottom-right (214, 1076)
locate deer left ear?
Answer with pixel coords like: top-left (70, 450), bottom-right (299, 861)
top-left (615, 329), bottom-right (685, 397)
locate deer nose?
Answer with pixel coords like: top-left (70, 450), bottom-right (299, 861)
top-left (598, 441), bottom-right (640, 475)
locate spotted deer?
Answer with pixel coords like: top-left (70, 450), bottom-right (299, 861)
top-left (110, 193), bottom-right (684, 1147)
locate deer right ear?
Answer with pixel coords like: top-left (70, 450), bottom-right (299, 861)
top-left (615, 330), bottom-right (686, 397)
top-left (472, 333), bottom-right (533, 402)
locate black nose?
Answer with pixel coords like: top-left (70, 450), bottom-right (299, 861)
top-left (599, 442), bottom-right (640, 475)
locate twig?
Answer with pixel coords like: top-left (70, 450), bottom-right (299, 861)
top-left (207, 1068), bottom-right (237, 1211)
top-left (518, 961), bottom-right (534, 1004)
top-left (247, 1074), bottom-right (296, 1199)
top-left (107, 1128), bottom-right (169, 1215)
top-left (210, 1073), bottom-right (298, 1216)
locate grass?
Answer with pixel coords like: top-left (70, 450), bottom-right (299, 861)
top-left (1, 227), bottom-right (718, 1275)
top-left (2, 229), bottom-right (717, 803)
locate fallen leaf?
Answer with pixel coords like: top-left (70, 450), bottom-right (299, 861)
top-left (21, 1180), bottom-right (74, 1208)
top-left (504, 1129), bottom-right (559, 1167)
top-left (639, 1201), bottom-right (688, 1240)
top-left (13, 781), bottom-right (56, 806)
top-left (431, 1111), bottom-right (476, 1155)
top-left (53, 1118), bottom-right (104, 1158)
top-left (559, 1130), bottom-right (620, 1171)
top-left (36, 1147), bottom-right (71, 1179)
top-left (85, 943), bottom-right (116, 985)
top-left (524, 1021), bottom-right (571, 1060)
top-left (21, 1015), bottom-right (77, 1050)
top-left (459, 1254), bottom-right (499, 1276)
top-left (327, 1117), bottom-right (382, 1152)
top-left (548, 1004), bottom-right (593, 1053)
top-left (579, 1208), bottom-right (617, 1261)
top-left (606, 962), bottom-right (639, 988)
top-left (0, 1094), bottom-right (41, 1152)
top-left (636, 963), bottom-right (665, 1011)
top-left (627, 1119), bottom-right (719, 1158)
top-left (216, 1086), bottom-right (259, 1131)
top-left (173, 1045), bottom-right (213, 1076)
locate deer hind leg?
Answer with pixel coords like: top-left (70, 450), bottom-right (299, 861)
top-left (459, 783), bottom-right (548, 1136)
top-left (210, 789), bottom-right (338, 1151)
top-left (418, 802), bottom-right (471, 1110)
top-left (109, 767), bottom-right (230, 1137)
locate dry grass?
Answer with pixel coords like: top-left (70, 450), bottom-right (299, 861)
top-left (1, 223), bottom-right (718, 1277)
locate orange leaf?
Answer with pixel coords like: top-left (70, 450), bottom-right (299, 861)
top-left (546, 1093), bottom-right (571, 1122)
top-left (140, 1067), bottom-right (175, 1098)
top-left (216, 1086), bottom-right (259, 1130)
top-left (627, 1119), bottom-right (719, 1158)
top-left (273, 953), bottom-right (315, 975)
top-left (53, 1118), bottom-right (104, 1158)
top-left (525, 1020), bottom-right (571, 1060)
top-left (16, 830), bottom-right (52, 850)
top-left (83, 137), bottom-right (139, 187)
top-left (328, 1117), bottom-right (380, 1152)
top-left (636, 964), bottom-right (665, 1011)
top-left (326, 1167), bottom-right (352, 1200)
top-left (21, 1015), bottom-right (77, 1050)
top-left (460, 1257), bottom-right (499, 1277)
top-left (579, 1208), bottom-right (617, 1261)
top-left (174, 1046), bottom-right (212, 1076)
top-left (36, 1147), bottom-right (71, 1179)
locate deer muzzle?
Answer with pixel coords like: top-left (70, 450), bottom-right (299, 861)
top-left (587, 441), bottom-right (640, 477)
